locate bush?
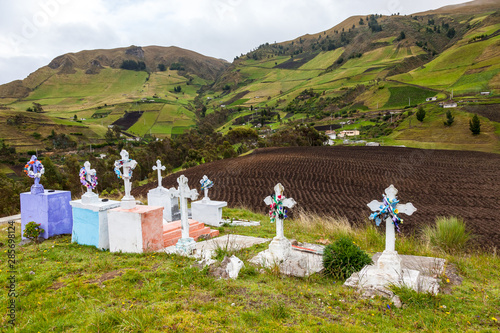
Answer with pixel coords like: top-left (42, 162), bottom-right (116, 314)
top-left (323, 237), bottom-right (372, 280)
top-left (422, 216), bottom-right (472, 253)
top-left (23, 221), bottom-right (45, 242)
top-left (469, 114), bottom-right (480, 135)
top-left (416, 107), bottom-right (426, 122)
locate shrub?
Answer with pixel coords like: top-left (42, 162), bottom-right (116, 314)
top-left (323, 237), bottom-right (372, 280)
top-left (469, 114), bottom-right (480, 135)
top-left (422, 216), bottom-right (472, 253)
top-left (23, 221), bottom-right (45, 242)
top-left (416, 107), bottom-right (426, 122)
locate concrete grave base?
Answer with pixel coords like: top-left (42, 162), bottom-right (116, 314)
top-left (191, 200), bottom-right (227, 227)
top-left (108, 205), bottom-right (164, 253)
top-left (175, 237), bottom-right (197, 255)
top-left (70, 198), bottom-right (120, 250)
top-left (250, 242), bottom-right (325, 277)
top-left (345, 252), bottom-right (446, 295)
top-left (20, 190), bottom-right (73, 240)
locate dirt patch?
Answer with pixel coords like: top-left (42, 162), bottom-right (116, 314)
top-left (133, 146), bottom-right (500, 248)
top-left (463, 104), bottom-right (500, 122)
top-left (47, 282), bottom-right (66, 290)
top-left (111, 111), bottom-right (144, 130)
top-left (225, 91), bottom-right (250, 106)
top-left (440, 263), bottom-right (463, 295)
top-left (86, 270), bottom-right (124, 285)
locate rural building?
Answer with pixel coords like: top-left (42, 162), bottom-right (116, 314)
top-left (480, 92), bottom-right (490, 96)
top-left (325, 130), bottom-right (337, 145)
top-left (443, 102), bottom-right (457, 108)
top-left (366, 142), bottom-right (381, 146)
top-left (426, 96), bottom-right (437, 101)
top-left (338, 130), bottom-right (360, 138)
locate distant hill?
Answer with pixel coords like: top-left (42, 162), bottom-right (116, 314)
top-left (0, 45), bottom-right (229, 100)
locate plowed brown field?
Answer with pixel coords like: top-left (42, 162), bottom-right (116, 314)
top-left (133, 146), bottom-right (500, 248)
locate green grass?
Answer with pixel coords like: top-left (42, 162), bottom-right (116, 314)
top-left (1, 209), bottom-right (499, 332)
top-left (422, 217), bottom-right (473, 253)
top-left (384, 86), bottom-right (436, 108)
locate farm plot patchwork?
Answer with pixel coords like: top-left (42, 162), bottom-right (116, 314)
top-left (133, 146), bottom-right (500, 248)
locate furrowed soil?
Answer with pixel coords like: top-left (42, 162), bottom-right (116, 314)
top-left (133, 146), bottom-right (500, 248)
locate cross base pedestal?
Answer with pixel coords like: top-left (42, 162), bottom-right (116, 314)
top-left (30, 184), bottom-right (45, 195)
top-left (120, 196), bottom-right (136, 209)
top-left (81, 191), bottom-right (99, 205)
top-left (267, 237), bottom-right (292, 262)
top-left (175, 237), bottom-right (196, 255)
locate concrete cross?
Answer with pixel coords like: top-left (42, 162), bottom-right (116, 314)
top-left (152, 159), bottom-right (166, 189)
top-left (169, 175), bottom-right (199, 240)
top-left (115, 149), bottom-right (137, 207)
top-left (264, 183), bottom-right (296, 240)
top-left (367, 184), bottom-right (416, 252)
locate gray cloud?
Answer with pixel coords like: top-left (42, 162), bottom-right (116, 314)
top-left (0, 0), bottom-right (468, 85)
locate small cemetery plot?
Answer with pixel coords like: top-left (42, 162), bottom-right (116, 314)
top-left (147, 160), bottom-right (180, 222)
top-left (344, 185), bottom-right (445, 294)
top-left (108, 150), bottom-right (164, 253)
top-left (191, 175), bottom-right (228, 227)
top-left (250, 183), bottom-right (324, 277)
top-left (70, 161), bottom-right (120, 250)
top-left (20, 155), bottom-right (73, 240)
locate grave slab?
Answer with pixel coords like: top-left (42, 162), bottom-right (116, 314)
top-left (70, 199), bottom-right (120, 250)
top-left (191, 200), bottom-right (227, 227)
top-left (108, 205), bottom-right (164, 253)
top-left (20, 190), bottom-right (72, 239)
top-left (161, 234), bottom-right (270, 257)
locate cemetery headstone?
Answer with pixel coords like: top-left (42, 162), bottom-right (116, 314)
top-left (191, 175), bottom-right (227, 227)
top-left (147, 159), bottom-right (180, 221)
top-left (263, 183), bottom-right (296, 261)
top-left (169, 175), bottom-right (199, 254)
top-left (20, 155), bottom-right (72, 240)
top-left (114, 149), bottom-right (137, 209)
top-left (70, 161), bottom-right (120, 250)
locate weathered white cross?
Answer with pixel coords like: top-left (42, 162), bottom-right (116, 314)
top-left (169, 175), bottom-right (199, 241)
top-left (367, 184), bottom-right (416, 252)
top-left (264, 183), bottom-right (296, 240)
top-left (152, 159), bottom-right (165, 189)
top-left (115, 149), bottom-right (137, 207)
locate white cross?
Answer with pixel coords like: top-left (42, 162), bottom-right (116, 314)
top-left (115, 149), bottom-right (137, 202)
top-left (83, 161), bottom-right (97, 194)
top-left (152, 159), bottom-right (165, 189)
top-left (367, 184), bottom-right (416, 252)
top-left (264, 183), bottom-right (296, 240)
top-left (169, 175), bottom-right (198, 240)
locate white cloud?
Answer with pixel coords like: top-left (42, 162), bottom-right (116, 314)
top-left (0, 0), bottom-right (469, 85)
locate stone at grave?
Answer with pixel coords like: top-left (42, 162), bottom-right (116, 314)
top-left (70, 199), bottom-right (120, 250)
top-left (226, 255), bottom-right (244, 279)
top-left (114, 149), bottom-right (137, 209)
top-left (23, 155), bottom-right (45, 195)
top-left (147, 160), bottom-right (180, 221)
top-left (169, 175), bottom-right (198, 254)
top-left (108, 205), bottom-right (164, 253)
top-left (21, 190), bottom-right (73, 240)
top-left (80, 161), bottom-right (99, 204)
top-left (263, 183), bottom-right (296, 262)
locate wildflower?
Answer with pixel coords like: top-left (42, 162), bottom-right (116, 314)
top-left (492, 317), bottom-right (497, 322)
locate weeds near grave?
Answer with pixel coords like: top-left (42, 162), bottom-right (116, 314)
top-left (22, 221), bottom-right (44, 243)
top-left (293, 209), bottom-right (353, 240)
top-left (323, 237), bottom-right (372, 280)
top-left (422, 216), bottom-right (473, 253)
top-left (390, 284), bottom-right (442, 308)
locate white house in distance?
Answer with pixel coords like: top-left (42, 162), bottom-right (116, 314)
top-left (443, 102), bottom-right (457, 108)
top-left (426, 96), bottom-right (437, 102)
top-left (325, 130), bottom-right (337, 145)
top-left (338, 130), bottom-right (360, 138)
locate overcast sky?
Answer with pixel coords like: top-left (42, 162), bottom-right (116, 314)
top-left (0, 0), bottom-right (468, 85)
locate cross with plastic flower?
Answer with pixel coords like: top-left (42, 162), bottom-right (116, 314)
top-left (264, 183), bottom-right (296, 240)
top-left (367, 184), bottom-right (416, 252)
